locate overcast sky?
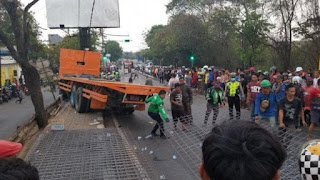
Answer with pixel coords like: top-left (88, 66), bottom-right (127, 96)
top-left (20, 0), bottom-right (170, 52)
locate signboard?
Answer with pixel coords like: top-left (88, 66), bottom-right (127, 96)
top-left (51, 119), bottom-right (65, 131)
top-left (1, 68), bottom-right (5, 86)
top-left (46, 0), bottom-right (120, 29)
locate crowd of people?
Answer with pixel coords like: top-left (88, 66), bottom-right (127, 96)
top-left (147, 65), bottom-right (320, 140)
top-left (144, 65), bottom-right (320, 179)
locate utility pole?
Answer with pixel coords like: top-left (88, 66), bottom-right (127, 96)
top-left (40, 58), bottom-right (56, 101)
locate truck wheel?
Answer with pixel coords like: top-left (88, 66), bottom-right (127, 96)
top-left (70, 85), bottom-right (77, 108)
top-left (75, 87), bottom-right (88, 113)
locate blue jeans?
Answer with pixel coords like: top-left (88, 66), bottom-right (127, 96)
top-left (250, 102), bottom-right (255, 121)
top-left (260, 116), bottom-right (276, 127)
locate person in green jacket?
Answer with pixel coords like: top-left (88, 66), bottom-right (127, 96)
top-left (145, 90), bottom-right (169, 139)
top-left (204, 82), bottom-right (224, 124)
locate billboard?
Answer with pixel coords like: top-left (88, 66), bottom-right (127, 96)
top-left (46, 0), bottom-right (120, 29)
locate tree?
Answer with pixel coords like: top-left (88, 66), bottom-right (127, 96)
top-left (0, 0), bottom-right (48, 128)
top-left (104, 41), bottom-right (123, 61)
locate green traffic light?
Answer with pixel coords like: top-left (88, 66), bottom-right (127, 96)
top-left (124, 39), bottom-right (130, 42)
top-left (190, 55), bottom-right (195, 61)
top-left (103, 56), bottom-right (107, 61)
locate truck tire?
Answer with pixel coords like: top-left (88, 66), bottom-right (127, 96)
top-left (75, 87), bottom-right (88, 113)
top-left (70, 85), bottom-right (77, 108)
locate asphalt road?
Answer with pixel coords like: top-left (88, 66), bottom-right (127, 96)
top-left (114, 72), bottom-right (251, 180)
top-left (0, 88), bottom-right (58, 139)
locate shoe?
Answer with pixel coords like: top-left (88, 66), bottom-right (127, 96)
top-left (160, 135), bottom-right (167, 139)
top-left (151, 132), bottom-right (159, 136)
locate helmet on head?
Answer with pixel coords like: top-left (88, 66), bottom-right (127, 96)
top-left (203, 65), bottom-right (209, 69)
top-left (250, 67), bottom-right (255, 71)
top-left (296, 67), bottom-right (303, 72)
top-left (230, 72), bottom-right (237, 78)
top-left (270, 66), bottom-right (277, 71)
top-left (263, 71), bottom-right (269, 76)
top-left (292, 76), bottom-right (302, 85)
top-left (261, 80), bottom-right (271, 88)
top-left (299, 140), bottom-right (320, 180)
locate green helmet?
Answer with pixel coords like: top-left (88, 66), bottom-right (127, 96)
top-left (261, 80), bottom-right (271, 88)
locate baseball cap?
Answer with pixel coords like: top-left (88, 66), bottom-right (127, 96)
top-left (296, 67), bottom-right (303, 72)
top-left (250, 67), bottom-right (255, 71)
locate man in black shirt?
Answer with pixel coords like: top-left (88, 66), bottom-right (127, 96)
top-left (279, 84), bottom-right (307, 148)
top-left (179, 77), bottom-right (193, 125)
top-left (170, 83), bottom-right (187, 130)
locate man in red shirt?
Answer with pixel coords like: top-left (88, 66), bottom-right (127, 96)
top-left (307, 78), bottom-right (320, 140)
top-left (191, 69), bottom-right (198, 91)
top-left (303, 77), bottom-right (314, 125)
top-left (246, 73), bottom-right (261, 121)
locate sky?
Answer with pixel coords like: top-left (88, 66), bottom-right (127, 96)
top-left (20, 0), bottom-right (171, 52)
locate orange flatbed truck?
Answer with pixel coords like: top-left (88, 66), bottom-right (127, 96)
top-left (58, 48), bottom-right (169, 113)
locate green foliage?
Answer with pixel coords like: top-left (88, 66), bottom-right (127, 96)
top-left (104, 41), bottom-right (123, 61)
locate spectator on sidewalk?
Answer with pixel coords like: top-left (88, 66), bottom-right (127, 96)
top-left (158, 68), bottom-right (164, 84)
top-left (145, 76), bottom-right (153, 86)
top-left (303, 77), bottom-right (314, 125)
top-left (255, 80), bottom-right (277, 127)
top-left (307, 79), bottom-right (320, 140)
top-left (279, 84), bottom-right (306, 148)
top-left (224, 72), bottom-right (245, 120)
top-left (246, 73), bottom-right (261, 121)
top-left (145, 90), bottom-right (169, 139)
top-left (0, 158), bottom-right (39, 180)
top-left (272, 75), bottom-right (286, 123)
top-left (199, 121), bottom-right (286, 180)
top-left (179, 77), bottom-right (193, 125)
top-left (170, 83), bottom-right (187, 131)
top-left (185, 71), bottom-right (192, 87)
top-left (204, 82), bottom-right (224, 124)
top-left (314, 69), bottom-right (320, 88)
top-left (168, 74), bottom-right (179, 92)
top-left (191, 69), bottom-right (198, 91)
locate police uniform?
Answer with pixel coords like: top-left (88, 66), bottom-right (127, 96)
top-left (225, 80), bottom-right (242, 120)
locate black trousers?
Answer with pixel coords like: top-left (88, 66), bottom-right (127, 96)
top-left (159, 77), bottom-right (164, 84)
top-left (148, 112), bottom-right (165, 136)
top-left (172, 109), bottom-right (187, 124)
top-left (204, 103), bottom-right (219, 124)
top-left (228, 96), bottom-right (240, 120)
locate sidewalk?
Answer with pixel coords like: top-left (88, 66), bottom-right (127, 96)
top-left (25, 105), bottom-right (155, 180)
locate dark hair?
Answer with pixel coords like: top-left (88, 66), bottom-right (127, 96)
top-left (202, 121), bottom-right (286, 180)
top-left (179, 77), bottom-right (184, 80)
top-left (0, 158), bottom-right (39, 180)
top-left (285, 83), bottom-right (296, 91)
top-left (251, 73), bottom-right (258, 78)
top-left (171, 74), bottom-right (176, 78)
top-left (158, 90), bottom-right (166, 95)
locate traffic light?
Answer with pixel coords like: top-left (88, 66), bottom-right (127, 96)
top-left (190, 55), bottom-right (195, 61)
top-left (124, 39), bottom-right (130, 42)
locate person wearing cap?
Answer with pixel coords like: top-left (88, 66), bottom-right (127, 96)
top-left (197, 68), bottom-right (205, 94)
top-left (170, 83), bottom-right (187, 131)
top-left (249, 67), bottom-right (255, 73)
top-left (296, 67), bottom-right (307, 86)
top-left (145, 90), bottom-right (170, 139)
top-left (224, 72), bottom-right (245, 120)
top-left (204, 81), bottom-right (224, 124)
top-left (255, 80), bottom-right (277, 127)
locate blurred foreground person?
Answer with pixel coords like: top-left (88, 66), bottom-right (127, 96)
top-left (200, 121), bottom-right (286, 180)
top-left (0, 158), bottom-right (39, 180)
